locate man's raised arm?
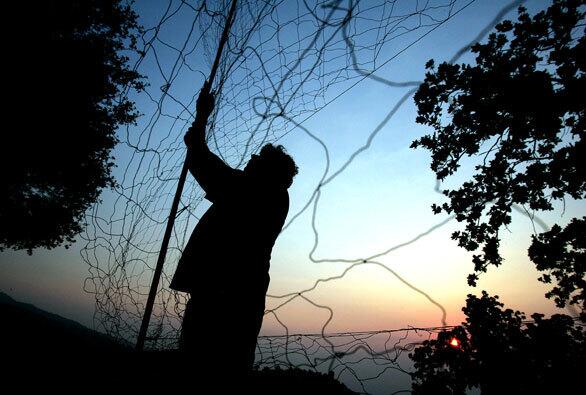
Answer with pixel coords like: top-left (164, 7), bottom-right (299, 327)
top-left (184, 82), bottom-right (238, 200)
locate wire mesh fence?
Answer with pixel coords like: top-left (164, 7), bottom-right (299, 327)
top-left (79, 0), bottom-right (533, 393)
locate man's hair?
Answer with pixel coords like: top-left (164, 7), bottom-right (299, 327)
top-left (258, 144), bottom-right (298, 188)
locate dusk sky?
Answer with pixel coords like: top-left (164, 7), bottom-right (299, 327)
top-left (1, 0), bottom-right (580, 346)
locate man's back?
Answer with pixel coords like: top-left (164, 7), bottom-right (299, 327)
top-left (170, 165), bottom-right (289, 294)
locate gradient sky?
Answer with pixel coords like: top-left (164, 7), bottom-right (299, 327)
top-left (1, 0), bottom-right (581, 343)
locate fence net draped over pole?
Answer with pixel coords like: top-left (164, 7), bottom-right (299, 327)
top-left (81, 0), bottom-right (531, 393)
top-left (135, 0), bottom-right (239, 353)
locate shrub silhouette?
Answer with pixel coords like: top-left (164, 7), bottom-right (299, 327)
top-left (1, 0), bottom-right (144, 254)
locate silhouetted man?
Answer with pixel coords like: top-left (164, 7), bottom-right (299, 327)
top-left (170, 83), bottom-right (297, 374)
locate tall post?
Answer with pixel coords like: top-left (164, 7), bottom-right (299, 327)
top-left (136, 0), bottom-right (238, 351)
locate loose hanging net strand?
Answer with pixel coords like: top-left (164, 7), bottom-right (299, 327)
top-left (80, 0), bottom-right (536, 392)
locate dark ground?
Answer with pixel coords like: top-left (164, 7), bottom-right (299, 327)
top-left (0, 291), bottom-right (355, 394)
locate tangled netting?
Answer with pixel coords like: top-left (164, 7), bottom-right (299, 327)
top-left (80, 0), bottom-right (535, 393)
top-left (256, 325), bottom-right (456, 394)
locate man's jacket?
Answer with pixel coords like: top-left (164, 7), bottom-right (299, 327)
top-left (170, 143), bottom-right (289, 294)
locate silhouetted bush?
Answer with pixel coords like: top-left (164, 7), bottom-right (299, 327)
top-left (1, 0), bottom-right (144, 254)
top-left (410, 292), bottom-right (585, 394)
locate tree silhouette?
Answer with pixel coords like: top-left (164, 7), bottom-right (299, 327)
top-left (410, 292), bottom-right (585, 395)
top-left (528, 216), bottom-right (585, 313)
top-left (411, 0), bottom-right (585, 312)
top-left (1, 0), bottom-right (144, 254)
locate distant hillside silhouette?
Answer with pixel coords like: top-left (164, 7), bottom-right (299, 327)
top-left (0, 291), bottom-right (130, 353)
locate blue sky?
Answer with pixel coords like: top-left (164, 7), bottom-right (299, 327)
top-left (1, 0), bottom-right (581, 341)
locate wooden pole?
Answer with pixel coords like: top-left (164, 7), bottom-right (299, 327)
top-left (136, 0), bottom-right (238, 351)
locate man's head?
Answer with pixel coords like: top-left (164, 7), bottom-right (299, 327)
top-left (244, 144), bottom-right (298, 189)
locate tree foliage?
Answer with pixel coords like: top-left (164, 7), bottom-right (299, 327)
top-left (410, 292), bottom-right (585, 395)
top-left (1, 0), bottom-right (144, 253)
top-left (528, 216), bottom-right (585, 310)
top-left (411, 0), bottom-right (585, 310)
